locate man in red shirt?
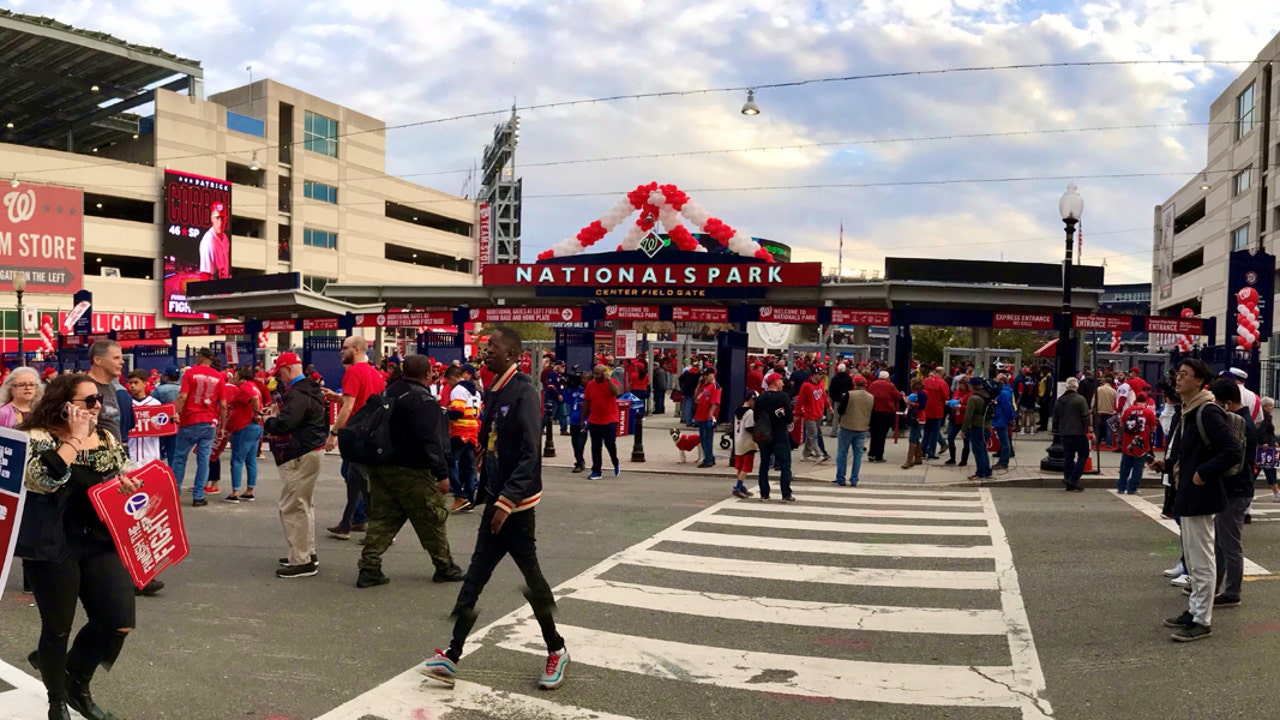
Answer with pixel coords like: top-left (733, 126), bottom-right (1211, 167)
top-left (1117, 392), bottom-right (1157, 494)
top-left (173, 347), bottom-right (228, 507)
top-left (794, 374), bottom-right (831, 462)
top-left (745, 363), bottom-right (764, 396)
top-left (867, 371), bottom-right (900, 463)
top-left (693, 367), bottom-right (722, 468)
top-left (326, 335), bottom-right (386, 540)
top-left (582, 364), bottom-right (622, 479)
top-left (921, 367), bottom-right (952, 461)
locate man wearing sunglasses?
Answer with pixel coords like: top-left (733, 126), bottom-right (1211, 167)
top-left (87, 340), bottom-right (125, 443)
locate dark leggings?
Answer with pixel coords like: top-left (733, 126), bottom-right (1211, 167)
top-left (588, 423), bottom-right (620, 474)
top-left (24, 537), bottom-right (135, 704)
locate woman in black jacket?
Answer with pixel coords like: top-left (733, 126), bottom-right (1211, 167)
top-left (17, 373), bottom-right (139, 720)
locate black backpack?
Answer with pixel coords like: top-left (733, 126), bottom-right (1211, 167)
top-left (981, 395), bottom-right (996, 425)
top-left (338, 392), bottom-right (397, 465)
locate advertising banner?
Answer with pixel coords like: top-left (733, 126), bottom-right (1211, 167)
top-left (1072, 314), bottom-right (1134, 331)
top-left (302, 317), bottom-right (341, 331)
top-left (468, 307), bottom-right (582, 323)
top-left (672, 306), bottom-right (728, 323)
top-left (62, 289), bottom-right (92, 335)
top-left (993, 312), bottom-right (1055, 330)
top-left (162, 170), bottom-right (232, 319)
top-left (131, 403), bottom-right (178, 438)
top-left (477, 202), bottom-right (491, 277)
top-left (614, 330), bottom-right (638, 359)
top-left (831, 309), bottom-right (892, 326)
top-left (758, 306), bottom-right (818, 324)
top-left (58, 311), bottom-right (155, 335)
top-left (1227, 250), bottom-right (1275, 351)
top-left (604, 305), bottom-right (661, 322)
top-left (0, 182), bottom-right (84, 293)
top-left (1144, 316), bottom-right (1204, 336)
top-left (0, 427), bottom-right (30, 593)
top-left (355, 311), bottom-right (456, 328)
top-left (87, 461), bottom-right (190, 589)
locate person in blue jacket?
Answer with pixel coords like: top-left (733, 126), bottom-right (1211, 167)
top-left (992, 373), bottom-right (1017, 471)
top-left (564, 367), bottom-right (589, 473)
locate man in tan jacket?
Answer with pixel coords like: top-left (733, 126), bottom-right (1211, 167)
top-left (1095, 374), bottom-right (1118, 448)
top-left (835, 375), bottom-right (876, 487)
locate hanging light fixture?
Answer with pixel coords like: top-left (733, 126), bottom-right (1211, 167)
top-left (9, 173), bottom-right (17, 188)
top-left (250, 151), bottom-right (260, 171)
top-left (740, 88), bottom-right (760, 116)
top-left (1198, 172), bottom-right (1210, 191)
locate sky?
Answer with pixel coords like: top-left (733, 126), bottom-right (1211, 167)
top-left (8, 0), bottom-right (1280, 285)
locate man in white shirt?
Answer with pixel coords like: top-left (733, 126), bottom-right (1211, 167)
top-left (1114, 371), bottom-right (1134, 415)
top-left (1227, 368), bottom-right (1262, 422)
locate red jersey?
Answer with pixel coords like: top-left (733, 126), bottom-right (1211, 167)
top-left (583, 377), bottom-right (621, 425)
top-left (694, 382), bottom-right (722, 422)
top-left (340, 362), bottom-right (386, 416)
top-left (1119, 403), bottom-right (1157, 458)
top-left (746, 369), bottom-right (764, 395)
top-left (922, 376), bottom-right (951, 420)
top-left (226, 382), bottom-right (261, 433)
top-left (794, 380), bottom-right (829, 421)
top-left (179, 365), bottom-right (226, 426)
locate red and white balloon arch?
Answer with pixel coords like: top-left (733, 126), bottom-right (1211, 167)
top-left (535, 182), bottom-right (774, 263)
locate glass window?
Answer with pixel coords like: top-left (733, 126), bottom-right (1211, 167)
top-left (303, 228), bottom-right (337, 249)
top-left (1234, 168), bottom-right (1252, 196)
top-left (1237, 84), bottom-right (1256, 139)
top-left (1232, 224), bottom-right (1250, 251)
top-left (303, 111), bottom-right (338, 158)
top-left (301, 275), bottom-right (335, 293)
top-left (303, 180), bottom-right (338, 204)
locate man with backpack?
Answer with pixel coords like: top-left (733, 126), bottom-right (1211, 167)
top-left (355, 355), bottom-right (465, 588)
top-left (1149, 359), bottom-right (1242, 642)
top-left (752, 372), bottom-right (796, 501)
top-left (1208, 378), bottom-right (1254, 611)
top-left (1053, 377), bottom-right (1091, 492)
top-left (325, 335), bottom-right (386, 541)
top-left (962, 377), bottom-right (993, 481)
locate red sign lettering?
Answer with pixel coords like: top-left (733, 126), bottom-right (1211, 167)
top-left (88, 462), bottom-right (190, 589)
top-left (1072, 314), bottom-right (1134, 331)
top-left (831, 309), bottom-right (892, 326)
top-left (58, 311), bottom-right (155, 335)
top-left (477, 203), bottom-right (491, 278)
top-left (758, 306), bottom-right (818, 324)
top-left (132, 403), bottom-right (178, 437)
top-left (993, 313), bottom-right (1055, 330)
top-left (0, 183), bottom-right (84, 293)
top-left (671, 306), bottom-right (728, 322)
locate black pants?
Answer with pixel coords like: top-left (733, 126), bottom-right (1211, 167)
top-left (869, 411), bottom-right (894, 461)
top-left (24, 536), bottom-right (135, 705)
top-left (448, 506), bottom-right (563, 662)
top-left (1038, 402), bottom-right (1052, 431)
top-left (1062, 434), bottom-right (1090, 488)
top-left (569, 424), bottom-right (586, 467)
top-left (588, 423), bottom-right (619, 474)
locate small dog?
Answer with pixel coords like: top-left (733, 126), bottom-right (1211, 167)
top-left (670, 428), bottom-right (703, 464)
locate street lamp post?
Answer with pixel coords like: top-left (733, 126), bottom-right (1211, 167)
top-left (13, 271), bottom-right (26, 367)
top-left (1041, 184), bottom-right (1083, 473)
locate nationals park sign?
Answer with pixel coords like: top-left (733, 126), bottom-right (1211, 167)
top-left (482, 258), bottom-right (823, 299)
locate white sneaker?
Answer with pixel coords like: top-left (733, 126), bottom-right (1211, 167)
top-left (1163, 562), bottom-right (1186, 578)
top-left (1170, 574), bottom-right (1191, 588)
top-left (1272, 491), bottom-right (1280, 503)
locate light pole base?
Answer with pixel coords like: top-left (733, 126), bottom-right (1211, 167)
top-left (1040, 432), bottom-right (1065, 473)
top-left (631, 412), bottom-right (646, 462)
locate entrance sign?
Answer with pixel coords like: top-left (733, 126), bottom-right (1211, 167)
top-left (88, 461), bottom-right (190, 589)
top-left (672, 306), bottom-right (728, 323)
top-left (832, 309), bottom-right (892, 326)
top-left (1145, 316), bottom-right (1204, 335)
top-left (1073, 314), bottom-right (1134, 331)
top-left (0, 182), bottom-right (84, 293)
top-left (758, 306), bottom-right (818, 324)
top-left (604, 305), bottom-right (661, 321)
top-left (994, 313), bottom-right (1055, 330)
top-left (355, 311), bottom-right (455, 328)
top-left (132, 403), bottom-right (178, 438)
top-left (0, 427), bottom-right (30, 593)
top-left (469, 307), bottom-right (581, 323)
top-left (477, 202), bottom-right (491, 277)
top-left (302, 317), bottom-right (341, 331)
top-left (483, 260), bottom-right (823, 299)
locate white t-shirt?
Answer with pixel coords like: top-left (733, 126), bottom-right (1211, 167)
top-left (1240, 384), bottom-right (1262, 422)
top-left (1115, 382), bottom-right (1133, 414)
top-left (128, 395), bottom-right (162, 466)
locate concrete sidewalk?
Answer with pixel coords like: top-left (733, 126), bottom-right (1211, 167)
top-left (543, 412), bottom-right (1142, 489)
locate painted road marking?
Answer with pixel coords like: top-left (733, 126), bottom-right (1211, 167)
top-left (562, 577), bottom-right (1006, 634)
top-left (696, 512), bottom-right (990, 536)
top-left (768, 494), bottom-right (984, 508)
top-left (1115, 491), bottom-right (1270, 576)
top-left (668, 528), bottom-right (995, 558)
top-left (722, 503), bottom-right (988, 521)
top-left (0, 658), bottom-right (87, 720)
top-left (798, 486), bottom-right (982, 498)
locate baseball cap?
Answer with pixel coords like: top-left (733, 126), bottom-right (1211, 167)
top-left (163, 365), bottom-right (181, 379)
top-left (270, 351), bottom-right (302, 375)
top-left (42, 367), bottom-right (57, 378)
top-left (701, 366), bottom-right (716, 375)
top-left (853, 375), bottom-right (867, 386)
top-left (1228, 368), bottom-right (1248, 381)
top-left (764, 372), bottom-right (783, 386)
top-left (461, 363), bottom-right (477, 375)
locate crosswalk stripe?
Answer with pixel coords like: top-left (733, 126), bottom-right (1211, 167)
top-left (563, 577), bottom-right (1006, 634)
top-left (695, 512), bottom-right (990, 536)
top-left (316, 675), bottom-right (646, 720)
top-left (773, 495), bottom-right (984, 508)
top-left (1115, 491), bottom-right (1271, 576)
top-left (669, 528), bottom-right (995, 557)
top-left (620, 549), bottom-right (999, 590)
top-left (493, 618), bottom-right (1027, 708)
top-left (720, 504), bottom-right (988, 521)
top-left (796, 486), bottom-right (980, 498)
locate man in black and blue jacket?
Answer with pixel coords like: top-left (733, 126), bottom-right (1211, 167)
top-left (421, 326), bottom-right (568, 690)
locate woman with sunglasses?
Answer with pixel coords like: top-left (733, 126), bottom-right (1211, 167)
top-left (16, 373), bottom-right (140, 720)
top-left (0, 365), bottom-right (42, 429)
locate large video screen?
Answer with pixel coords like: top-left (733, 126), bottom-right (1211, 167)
top-left (162, 169), bottom-right (232, 319)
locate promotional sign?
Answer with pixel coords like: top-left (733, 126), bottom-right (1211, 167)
top-left (0, 427), bottom-right (31, 594)
top-left (226, 342), bottom-right (239, 367)
top-left (0, 182), bottom-right (84, 293)
top-left (672, 306), bottom-right (728, 323)
top-left (69, 289), bottom-right (93, 336)
top-left (87, 461), bottom-right (190, 589)
top-left (261, 319), bottom-right (297, 332)
top-left (614, 329), bottom-right (638, 359)
top-left (131, 403), bottom-right (178, 438)
top-left (302, 317), bottom-right (341, 331)
top-left (993, 312), bottom-right (1055, 330)
top-left (468, 307), bottom-right (581, 323)
top-left (831, 309), bottom-right (892, 326)
top-left (483, 260), bottom-right (824, 299)
top-left (22, 306), bottom-right (38, 334)
top-left (1072, 314), bottom-right (1134, 331)
top-left (1144, 316), bottom-right (1204, 336)
top-left (355, 311), bottom-right (456, 328)
top-left (604, 305), bottom-right (661, 322)
top-left (58, 311), bottom-right (155, 335)
top-left (477, 202), bottom-right (491, 277)
top-left (1227, 250), bottom-right (1275, 351)
top-left (162, 170), bottom-right (233, 319)
top-left (758, 306), bottom-right (818, 324)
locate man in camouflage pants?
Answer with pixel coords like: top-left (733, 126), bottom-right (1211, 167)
top-left (357, 355), bottom-right (465, 588)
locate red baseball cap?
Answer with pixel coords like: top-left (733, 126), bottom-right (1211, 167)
top-left (764, 372), bottom-right (783, 386)
top-left (854, 375), bottom-right (868, 386)
top-left (42, 367), bottom-right (57, 378)
top-left (270, 351), bottom-right (302, 375)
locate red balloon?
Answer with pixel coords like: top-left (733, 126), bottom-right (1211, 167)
top-left (537, 250), bottom-right (554, 261)
top-left (1238, 287), bottom-right (1259, 304)
top-left (1180, 307), bottom-right (1195, 318)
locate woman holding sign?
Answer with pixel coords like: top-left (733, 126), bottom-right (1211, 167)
top-left (16, 373), bottom-right (139, 720)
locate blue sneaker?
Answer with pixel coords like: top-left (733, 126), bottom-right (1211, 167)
top-left (831, 480), bottom-right (847, 487)
top-left (613, 465), bottom-right (621, 477)
top-left (587, 472), bottom-right (603, 480)
top-left (539, 647), bottom-right (569, 690)
top-left (420, 649), bottom-right (456, 687)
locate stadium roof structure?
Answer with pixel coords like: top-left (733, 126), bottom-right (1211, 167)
top-left (0, 9), bottom-right (202, 154)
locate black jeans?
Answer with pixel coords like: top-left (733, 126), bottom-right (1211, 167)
top-left (869, 411), bottom-right (894, 461)
top-left (1062, 434), bottom-right (1090, 488)
top-left (448, 506), bottom-right (563, 662)
top-left (588, 423), bottom-right (619, 475)
top-left (338, 460), bottom-right (370, 529)
top-left (24, 535), bottom-right (135, 705)
top-left (570, 424), bottom-right (586, 467)
top-left (757, 440), bottom-right (793, 499)
top-left (947, 420), bottom-right (971, 465)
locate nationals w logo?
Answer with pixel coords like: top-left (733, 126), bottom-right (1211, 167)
top-left (3, 189), bottom-right (35, 224)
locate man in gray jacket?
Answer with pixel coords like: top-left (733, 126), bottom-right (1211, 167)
top-left (834, 375), bottom-right (875, 487)
top-left (1053, 376), bottom-right (1092, 492)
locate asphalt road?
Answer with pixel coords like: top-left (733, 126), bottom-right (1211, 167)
top-left (3, 456), bottom-right (1280, 720)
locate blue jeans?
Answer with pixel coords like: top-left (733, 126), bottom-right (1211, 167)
top-left (229, 423), bottom-right (263, 493)
top-left (993, 426), bottom-right (1011, 467)
top-left (555, 402), bottom-right (569, 433)
top-left (682, 397), bottom-right (695, 426)
top-left (159, 434), bottom-right (177, 465)
top-left (922, 418), bottom-right (942, 459)
top-left (1062, 435), bottom-right (1090, 488)
top-left (339, 460), bottom-right (369, 528)
top-left (835, 428), bottom-right (867, 486)
top-left (1118, 453), bottom-right (1143, 493)
top-left (451, 437), bottom-right (477, 502)
top-left (172, 423), bottom-right (216, 500)
top-left (758, 440), bottom-right (793, 499)
top-left (698, 419), bottom-right (716, 464)
top-left (968, 429), bottom-right (991, 478)
top-left (908, 422), bottom-right (921, 444)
